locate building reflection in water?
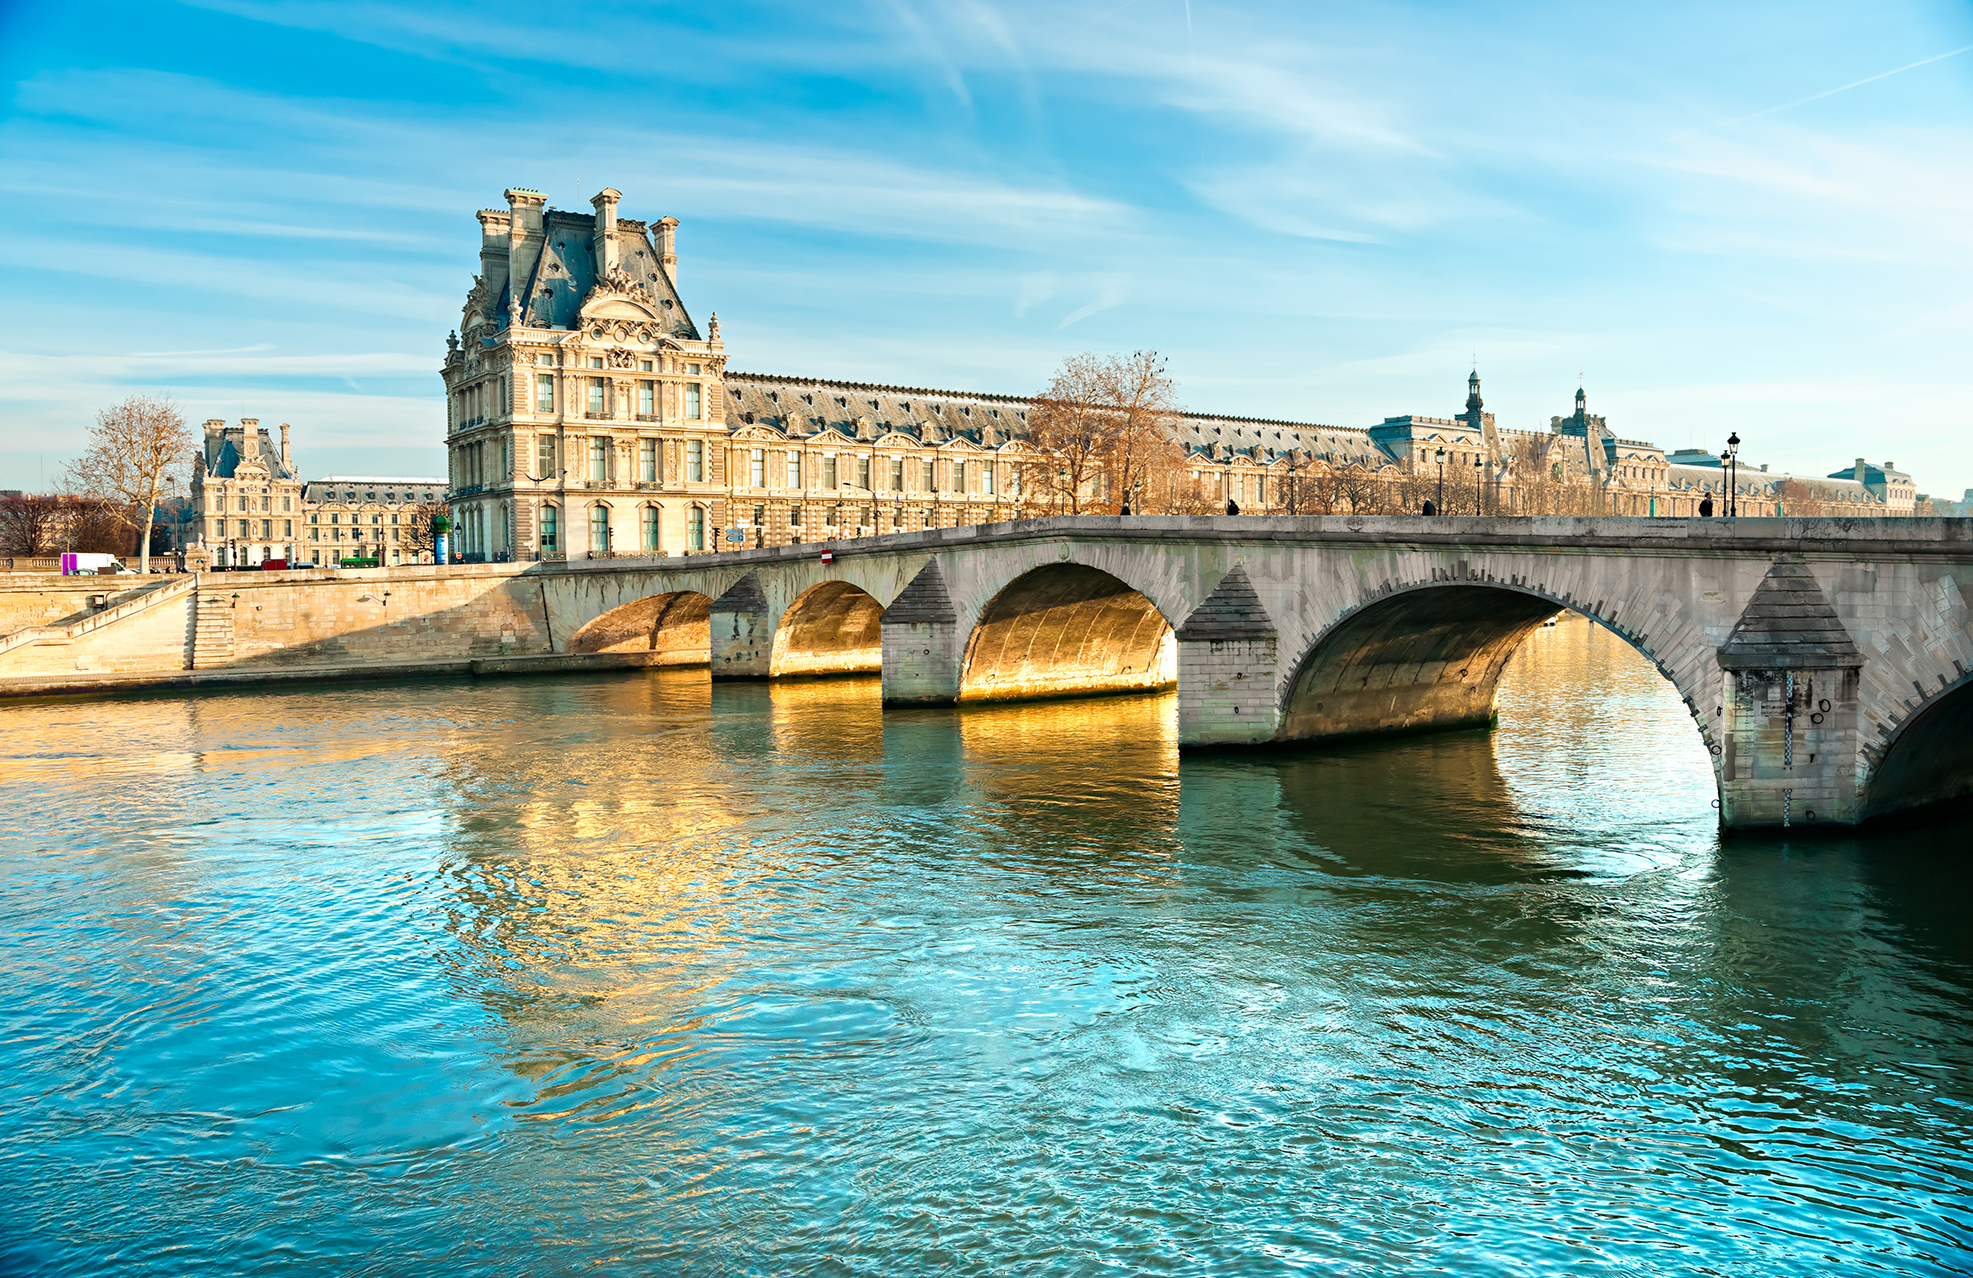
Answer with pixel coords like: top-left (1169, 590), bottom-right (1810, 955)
top-left (3, 614), bottom-right (1970, 1273)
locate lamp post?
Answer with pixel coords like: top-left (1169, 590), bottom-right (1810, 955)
top-left (1724, 432), bottom-right (1741, 516)
top-left (1435, 446), bottom-right (1446, 514)
top-left (1473, 454), bottom-right (1483, 516)
top-left (1057, 467), bottom-right (1069, 515)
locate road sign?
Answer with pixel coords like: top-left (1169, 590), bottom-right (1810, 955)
top-left (724, 528), bottom-right (746, 544)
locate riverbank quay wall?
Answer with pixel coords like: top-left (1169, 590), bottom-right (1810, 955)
top-left (1, 516), bottom-right (1969, 829)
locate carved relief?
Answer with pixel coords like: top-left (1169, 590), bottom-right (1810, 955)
top-left (587, 266), bottom-right (656, 309)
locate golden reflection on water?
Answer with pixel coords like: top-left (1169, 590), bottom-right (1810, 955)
top-left (3, 616), bottom-right (1970, 1276)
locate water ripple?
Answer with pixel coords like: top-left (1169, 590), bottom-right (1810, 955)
top-left (0, 627), bottom-right (1969, 1275)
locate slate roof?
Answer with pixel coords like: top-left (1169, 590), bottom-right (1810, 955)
top-left (1718, 556), bottom-right (1863, 670)
top-left (722, 370), bottom-right (1366, 462)
top-left (201, 424), bottom-right (295, 481)
top-left (723, 372), bottom-right (1032, 446)
top-left (491, 211), bottom-right (697, 339)
top-left (1827, 462), bottom-right (1910, 485)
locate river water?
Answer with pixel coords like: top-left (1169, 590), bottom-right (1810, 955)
top-left (1, 615), bottom-right (1968, 1276)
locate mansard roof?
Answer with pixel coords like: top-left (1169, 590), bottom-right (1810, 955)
top-left (200, 422), bottom-right (294, 482)
top-left (722, 369), bottom-right (1373, 462)
top-left (723, 371), bottom-right (1032, 447)
top-left (500, 210), bottom-right (698, 339)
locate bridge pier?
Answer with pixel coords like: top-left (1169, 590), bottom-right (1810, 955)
top-left (1714, 556), bottom-right (1865, 828)
top-left (880, 561), bottom-right (963, 705)
top-left (1176, 566), bottom-right (1282, 746)
top-left (709, 571), bottom-right (774, 680)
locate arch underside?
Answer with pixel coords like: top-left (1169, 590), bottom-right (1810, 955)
top-left (1863, 677), bottom-right (1973, 820)
top-left (1283, 585), bottom-right (1563, 740)
top-left (961, 563), bottom-right (1174, 703)
top-left (773, 581), bottom-right (882, 678)
top-left (568, 590), bottom-right (711, 661)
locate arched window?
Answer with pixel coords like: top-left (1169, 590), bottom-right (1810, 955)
top-left (540, 503), bottom-right (559, 553)
top-left (641, 505), bottom-right (660, 553)
top-left (591, 503), bottom-right (611, 557)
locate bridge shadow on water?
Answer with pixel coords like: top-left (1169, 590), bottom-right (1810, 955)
top-left (8, 615), bottom-right (1968, 1274)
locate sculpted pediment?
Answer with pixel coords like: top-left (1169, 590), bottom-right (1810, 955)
top-left (581, 295), bottom-right (661, 325)
top-left (579, 266), bottom-right (662, 326)
top-left (732, 424), bottom-right (787, 442)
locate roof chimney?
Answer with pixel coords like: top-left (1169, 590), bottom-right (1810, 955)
top-left (504, 188), bottom-right (546, 326)
top-left (591, 188), bottom-right (622, 276)
top-left (474, 208), bottom-right (511, 323)
top-left (280, 422), bottom-right (292, 471)
top-left (655, 215), bottom-right (679, 284)
top-left (1854, 457), bottom-right (1867, 483)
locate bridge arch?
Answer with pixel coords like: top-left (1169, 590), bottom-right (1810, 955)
top-left (1862, 671), bottom-right (1973, 821)
top-left (772, 581), bottom-right (883, 678)
top-left (1279, 580), bottom-right (1714, 764)
top-left (567, 589), bottom-right (713, 662)
top-left (959, 561), bottom-right (1176, 702)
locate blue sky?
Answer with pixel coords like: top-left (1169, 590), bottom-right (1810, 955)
top-left (2, 0), bottom-right (1969, 495)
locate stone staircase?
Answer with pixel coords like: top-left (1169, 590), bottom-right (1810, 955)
top-left (191, 590), bottom-right (237, 668)
top-left (0, 576), bottom-right (198, 663)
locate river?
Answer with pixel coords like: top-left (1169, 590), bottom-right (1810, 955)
top-left (1, 613), bottom-right (1967, 1276)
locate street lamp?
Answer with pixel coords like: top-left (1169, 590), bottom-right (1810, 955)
top-left (1435, 447), bottom-right (1446, 514)
top-left (1473, 454), bottom-right (1483, 516)
top-left (1724, 432), bottom-right (1741, 516)
top-left (1057, 467), bottom-right (1069, 515)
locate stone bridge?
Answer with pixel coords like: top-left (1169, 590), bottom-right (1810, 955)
top-left (540, 514), bottom-right (1973, 831)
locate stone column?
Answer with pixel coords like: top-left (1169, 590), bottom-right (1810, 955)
top-left (1176, 564), bottom-right (1281, 747)
top-left (1715, 555), bottom-right (1864, 828)
top-left (880, 560), bottom-right (962, 705)
top-left (709, 570), bottom-right (773, 680)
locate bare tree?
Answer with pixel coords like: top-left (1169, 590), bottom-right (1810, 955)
top-left (0, 494), bottom-right (62, 556)
top-left (65, 395), bottom-right (193, 574)
top-left (1097, 350), bottom-right (1184, 514)
top-left (1020, 354), bottom-right (1116, 515)
top-left (401, 501), bottom-right (448, 560)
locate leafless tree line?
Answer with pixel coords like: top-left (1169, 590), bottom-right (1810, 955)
top-left (1013, 351), bottom-right (1222, 516)
top-left (4, 394), bottom-right (194, 566)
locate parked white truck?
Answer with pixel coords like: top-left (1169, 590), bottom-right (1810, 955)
top-left (59, 553), bottom-right (138, 576)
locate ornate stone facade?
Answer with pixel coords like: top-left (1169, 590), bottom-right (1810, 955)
top-left (442, 187), bottom-right (1919, 554)
top-left (189, 419), bottom-right (303, 568)
top-left (299, 476), bottom-right (448, 566)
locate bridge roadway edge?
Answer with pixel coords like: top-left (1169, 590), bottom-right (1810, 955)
top-left (4, 515), bottom-right (1969, 830)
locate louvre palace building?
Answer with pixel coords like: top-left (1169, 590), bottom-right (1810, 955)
top-left (440, 187), bottom-right (1918, 562)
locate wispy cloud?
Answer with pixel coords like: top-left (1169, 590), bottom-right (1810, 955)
top-left (1, 0), bottom-right (1970, 494)
top-left (1695, 43), bottom-right (1973, 132)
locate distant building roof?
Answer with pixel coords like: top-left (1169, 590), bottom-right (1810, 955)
top-left (200, 419), bottom-right (295, 481)
top-left (308, 476), bottom-right (448, 485)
